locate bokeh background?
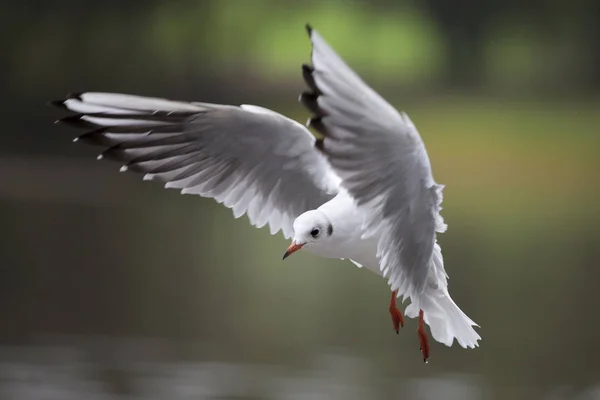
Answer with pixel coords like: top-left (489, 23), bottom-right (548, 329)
top-left (1, 1), bottom-right (599, 399)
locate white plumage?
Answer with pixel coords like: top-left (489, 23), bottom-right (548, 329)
top-left (52, 25), bottom-right (480, 361)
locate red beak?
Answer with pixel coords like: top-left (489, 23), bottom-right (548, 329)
top-left (282, 241), bottom-right (304, 260)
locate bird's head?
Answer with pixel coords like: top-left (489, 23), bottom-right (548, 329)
top-left (283, 210), bottom-right (333, 259)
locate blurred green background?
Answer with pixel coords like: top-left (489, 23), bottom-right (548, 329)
top-left (0, 1), bottom-right (599, 399)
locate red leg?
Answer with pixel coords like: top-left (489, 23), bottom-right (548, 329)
top-left (388, 290), bottom-right (404, 334)
top-left (417, 309), bottom-right (430, 363)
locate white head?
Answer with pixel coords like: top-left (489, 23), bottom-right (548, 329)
top-left (282, 210), bottom-right (333, 259)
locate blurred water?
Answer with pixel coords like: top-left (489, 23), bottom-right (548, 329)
top-left (0, 340), bottom-right (536, 400)
top-left (0, 339), bottom-right (599, 400)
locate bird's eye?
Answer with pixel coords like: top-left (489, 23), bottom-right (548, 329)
top-left (310, 228), bottom-right (320, 238)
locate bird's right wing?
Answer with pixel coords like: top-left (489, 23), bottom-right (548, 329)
top-left (53, 92), bottom-right (340, 239)
top-left (301, 26), bottom-right (447, 299)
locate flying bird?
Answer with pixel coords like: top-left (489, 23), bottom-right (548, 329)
top-left (51, 25), bottom-right (480, 362)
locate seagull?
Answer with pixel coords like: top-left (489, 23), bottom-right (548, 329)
top-left (51, 24), bottom-right (480, 362)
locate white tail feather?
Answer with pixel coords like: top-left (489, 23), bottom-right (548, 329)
top-left (405, 288), bottom-right (481, 349)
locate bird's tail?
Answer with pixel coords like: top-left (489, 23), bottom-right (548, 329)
top-left (405, 287), bottom-right (481, 349)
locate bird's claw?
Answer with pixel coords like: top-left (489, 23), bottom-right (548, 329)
top-left (389, 305), bottom-right (404, 334)
top-left (388, 290), bottom-right (404, 334)
top-left (417, 309), bottom-right (430, 363)
top-left (418, 328), bottom-right (430, 363)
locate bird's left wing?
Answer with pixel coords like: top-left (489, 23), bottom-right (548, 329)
top-left (52, 92), bottom-right (340, 239)
top-left (300, 26), bottom-right (448, 299)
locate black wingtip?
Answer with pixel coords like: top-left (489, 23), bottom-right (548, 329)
top-left (55, 114), bottom-right (95, 129)
top-left (308, 116), bottom-right (328, 136)
top-left (66, 92), bottom-right (83, 101)
top-left (57, 114), bottom-right (83, 122)
top-left (299, 91), bottom-right (323, 116)
top-left (74, 128), bottom-right (111, 146)
top-left (48, 92), bottom-right (83, 109)
top-left (47, 100), bottom-right (66, 109)
top-left (305, 23), bottom-right (313, 36)
top-left (302, 64), bottom-right (320, 94)
top-left (315, 138), bottom-right (325, 153)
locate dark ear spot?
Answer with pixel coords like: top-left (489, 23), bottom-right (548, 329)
top-left (327, 223), bottom-right (333, 236)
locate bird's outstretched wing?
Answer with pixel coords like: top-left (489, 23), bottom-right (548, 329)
top-left (300, 25), bottom-right (447, 298)
top-left (52, 93), bottom-right (340, 239)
